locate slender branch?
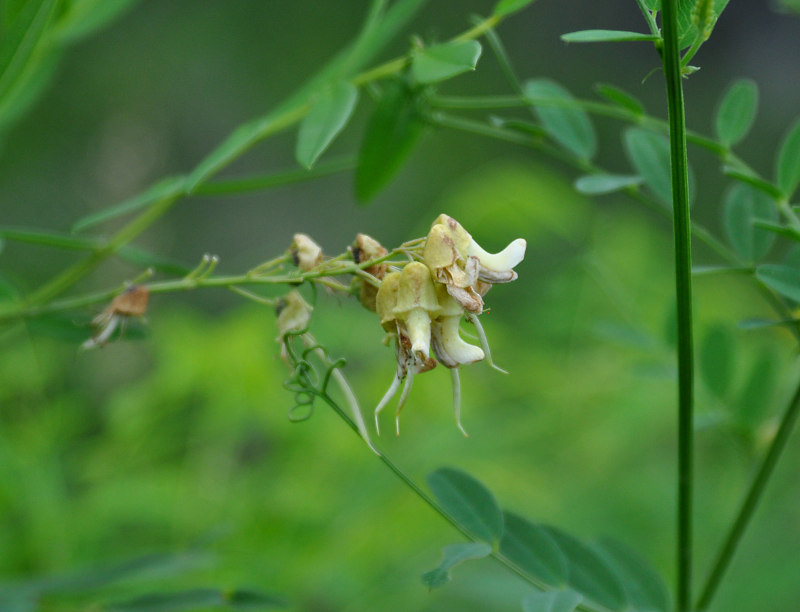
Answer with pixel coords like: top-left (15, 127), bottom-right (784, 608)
top-left (14, 12), bottom-right (503, 311)
top-left (310, 349), bottom-right (608, 612)
top-left (661, 2), bottom-right (695, 610)
top-left (695, 376), bottom-right (800, 610)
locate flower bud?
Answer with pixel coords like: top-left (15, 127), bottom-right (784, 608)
top-left (276, 290), bottom-right (312, 340)
top-left (291, 233), bottom-right (323, 271)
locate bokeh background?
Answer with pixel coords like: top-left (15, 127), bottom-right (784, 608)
top-left (2, 1), bottom-right (800, 610)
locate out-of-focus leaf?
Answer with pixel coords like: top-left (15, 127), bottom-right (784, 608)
top-left (574, 174), bottom-right (642, 195)
top-left (355, 79), bottom-right (426, 203)
top-left (776, 117), bottom-right (800, 197)
top-left (756, 264), bottom-right (800, 302)
top-left (561, 30), bottom-right (658, 43)
top-left (499, 512), bottom-right (566, 586)
top-left (0, 0), bottom-right (57, 102)
top-left (1, 552), bottom-right (212, 598)
top-left (493, 0), bottom-right (537, 17)
top-left (427, 468), bottom-right (504, 544)
top-left (701, 325), bottom-right (733, 401)
top-left (105, 587), bottom-right (286, 612)
top-left (524, 79), bottom-right (596, 160)
top-left (53, 0), bottom-right (140, 44)
top-left (411, 40), bottom-right (482, 85)
top-left (592, 539), bottom-right (671, 612)
top-left (595, 83), bottom-right (645, 116)
top-left (421, 542), bottom-right (492, 589)
top-left (0, 53), bottom-right (58, 132)
top-left (714, 79), bottom-right (758, 147)
top-left (542, 526), bottom-right (626, 611)
top-left (736, 350), bottom-right (777, 428)
top-left (521, 590), bottom-right (582, 612)
top-left (723, 183), bottom-right (777, 263)
top-left (677, 0), bottom-right (731, 48)
top-left (296, 81), bottom-right (358, 169)
top-left (624, 128), bottom-right (694, 207)
top-left (642, 0), bottom-right (660, 9)
top-left (72, 176), bottom-right (186, 233)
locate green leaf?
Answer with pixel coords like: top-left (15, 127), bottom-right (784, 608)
top-left (591, 539), bottom-right (671, 612)
top-left (776, 117), bottom-right (800, 197)
top-left (0, 0), bottom-right (57, 102)
top-left (677, 0), bottom-right (731, 48)
top-left (421, 542), bottom-right (492, 589)
top-left (595, 83), bottom-right (645, 116)
top-left (296, 81), bottom-right (358, 169)
top-left (561, 30), bottom-right (659, 43)
top-left (542, 526), bottom-right (626, 611)
top-left (736, 350), bottom-right (777, 428)
top-left (524, 79), bottom-right (596, 160)
top-left (643, 0), bottom-right (660, 9)
top-left (723, 183), bottom-right (778, 263)
top-left (411, 40), bottom-right (482, 85)
top-left (623, 127), bottom-right (694, 207)
top-left (521, 590), bottom-right (582, 612)
top-left (71, 175), bottom-right (186, 233)
top-left (756, 264), bottom-right (800, 302)
top-left (493, 0), bottom-right (537, 17)
top-left (53, 0), bottom-right (140, 45)
top-left (574, 174), bottom-right (642, 195)
top-left (498, 512), bottom-right (566, 586)
top-left (355, 79), bottom-right (426, 203)
top-left (427, 468), bottom-right (504, 544)
top-left (714, 79), bottom-right (758, 148)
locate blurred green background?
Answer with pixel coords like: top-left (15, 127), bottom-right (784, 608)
top-left (2, 1), bottom-right (800, 610)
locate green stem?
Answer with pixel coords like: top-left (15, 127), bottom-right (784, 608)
top-left (661, 2), bottom-right (694, 610)
top-left (634, 0), bottom-right (661, 37)
top-left (695, 377), bottom-right (800, 611)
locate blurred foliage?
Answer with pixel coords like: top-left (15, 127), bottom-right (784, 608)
top-left (3, 162), bottom-right (800, 610)
top-left (4, 0), bottom-right (800, 610)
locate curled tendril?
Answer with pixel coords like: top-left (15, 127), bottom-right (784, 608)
top-left (281, 328), bottom-right (348, 424)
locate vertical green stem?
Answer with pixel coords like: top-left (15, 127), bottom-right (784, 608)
top-left (660, 2), bottom-right (694, 610)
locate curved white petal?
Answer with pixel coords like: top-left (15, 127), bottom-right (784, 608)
top-left (440, 316), bottom-right (484, 365)
top-left (467, 237), bottom-right (526, 273)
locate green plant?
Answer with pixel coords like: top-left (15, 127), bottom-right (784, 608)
top-left (2, 1), bottom-right (800, 610)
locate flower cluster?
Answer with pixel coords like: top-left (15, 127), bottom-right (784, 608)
top-left (372, 214), bottom-right (525, 435)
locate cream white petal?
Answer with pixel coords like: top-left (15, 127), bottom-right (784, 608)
top-left (439, 316), bottom-right (484, 365)
top-left (467, 237), bottom-right (526, 273)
